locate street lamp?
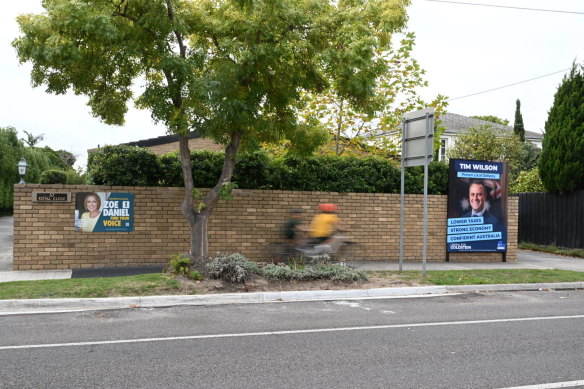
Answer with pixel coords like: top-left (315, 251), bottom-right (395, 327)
top-left (17, 157), bottom-right (28, 184)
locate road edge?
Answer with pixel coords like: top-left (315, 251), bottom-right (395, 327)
top-left (1, 282), bottom-right (584, 315)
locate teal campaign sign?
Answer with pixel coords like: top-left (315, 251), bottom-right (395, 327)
top-left (75, 192), bottom-right (134, 232)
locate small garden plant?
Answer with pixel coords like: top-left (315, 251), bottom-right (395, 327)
top-left (206, 253), bottom-right (261, 283)
top-left (164, 254), bottom-right (204, 281)
top-left (202, 253), bottom-right (368, 284)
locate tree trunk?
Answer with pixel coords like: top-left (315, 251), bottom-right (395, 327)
top-left (178, 132), bottom-right (242, 260)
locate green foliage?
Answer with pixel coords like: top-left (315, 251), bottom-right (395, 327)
top-left (261, 264), bottom-right (368, 283)
top-left (90, 145), bottom-right (449, 194)
top-left (403, 161), bottom-right (449, 195)
top-left (424, 269), bottom-right (584, 285)
top-left (518, 242), bottom-right (584, 259)
top-left (0, 274), bottom-right (183, 300)
top-left (21, 130), bottom-right (44, 147)
top-left (0, 126), bottom-right (79, 211)
top-left (66, 169), bottom-right (86, 185)
top-left (518, 141), bottom-right (541, 172)
top-left (39, 170), bottom-right (68, 184)
top-left (539, 62), bottom-right (584, 193)
top-left (447, 125), bottom-right (526, 179)
top-left (218, 182), bottom-right (238, 201)
top-left (513, 99), bottom-right (525, 142)
top-left (57, 150), bottom-right (77, 167)
top-left (233, 151), bottom-right (273, 189)
top-left (164, 254), bottom-right (203, 280)
top-left (297, 33), bottom-right (448, 159)
top-left (470, 115), bottom-right (510, 126)
top-left (164, 254), bottom-right (192, 275)
top-left (87, 145), bottom-right (162, 186)
top-left (0, 127), bottom-right (23, 210)
top-left (158, 150), bottom-right (224, 188)
top-left (206, 253), bottom-right (260, 283)
top-left (13, 0), bottom-right (410, 148)
top-left (509, 168), bottom-right (545, 194)
top-left (270, 154), bottom-right (405, 193)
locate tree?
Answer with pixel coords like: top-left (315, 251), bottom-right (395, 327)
top-left (0, 127), bottom-right (24, 211)
top-left (14, 0), bottom-right (410, 261)
top-left (57, 150), bottom-right (77, 167)
top-left (298, 33), bottom-right (448, 158)
top-left (470, 115), bottom-right (509, 126)
top-left (518, 141), bottom-right (540, 172)
top-left (513, 99), bottom-right (525, 142)
top-left (447, 125), bottom-right (525, 179)
top-left (539, 63), bottom-right (584, 193)
top-left (21, 130), bottom-right (44, 147)
top-left (1, 126), bottom-right (78, 211)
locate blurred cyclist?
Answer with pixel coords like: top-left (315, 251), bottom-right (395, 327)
top-left (308, 203), bottom-right (343, 253)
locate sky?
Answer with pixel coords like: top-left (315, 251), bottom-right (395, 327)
top-left (1, 0), bottom-right (583, 169)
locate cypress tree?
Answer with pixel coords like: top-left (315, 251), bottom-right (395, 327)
top-left (513, 99), bottom-right (525, 142)
top-left (538, 63), bottom-right (584, 192)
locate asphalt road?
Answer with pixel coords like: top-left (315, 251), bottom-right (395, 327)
top-left (2, 291), bottom-right (584, 388)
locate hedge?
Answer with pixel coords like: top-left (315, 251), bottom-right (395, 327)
top-left (87, 146), bottom-right (448, 194)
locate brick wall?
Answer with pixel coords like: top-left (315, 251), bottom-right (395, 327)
top-left (12, 185), bottom-right (517, 270)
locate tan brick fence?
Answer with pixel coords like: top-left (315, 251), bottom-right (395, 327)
top-left (12, 185), bottom-right (517, 270)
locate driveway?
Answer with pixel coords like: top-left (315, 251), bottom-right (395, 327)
top-left (0, 216), bottom-right (13, 272)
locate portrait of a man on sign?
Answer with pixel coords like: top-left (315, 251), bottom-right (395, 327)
top-left (446, 159), bottom-right (508, 252)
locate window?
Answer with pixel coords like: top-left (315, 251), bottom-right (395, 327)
top-left (438, 139), bottom-right (447, 161)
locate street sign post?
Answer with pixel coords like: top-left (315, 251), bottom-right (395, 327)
top-left (399, 108), bottom-right (434, 274)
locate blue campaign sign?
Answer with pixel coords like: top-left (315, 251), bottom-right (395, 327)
top-left (75, 192), bottom-right (134, 232)
top-left (446, 159), bottom-right (508, 252)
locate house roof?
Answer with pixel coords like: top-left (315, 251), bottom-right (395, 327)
top-left (440, 113), bottom-right (543, 141)
top-left (121, 132), bottom-right (201, 148)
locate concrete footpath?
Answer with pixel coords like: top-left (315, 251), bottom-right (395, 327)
top-left (1, 215), bottom-right (584, 314)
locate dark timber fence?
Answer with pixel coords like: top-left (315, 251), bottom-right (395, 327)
top-left (518, 190), bottom-right (584, 249)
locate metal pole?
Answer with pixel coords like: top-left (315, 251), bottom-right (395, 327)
top-left (399, 120), bottom-right (406, 272)
top-left (422, 112), bottom-right (430, 276)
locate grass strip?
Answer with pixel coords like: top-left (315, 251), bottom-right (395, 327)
top-left (0, 274), bottom-right (181, 300)
top-left (2, 269), bottom-right (584, 300)
top-left (519, 242), bottom-right (584, 258)
top-left (367, 269), bottom-right (584, 286)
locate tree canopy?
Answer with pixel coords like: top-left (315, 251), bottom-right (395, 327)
top-left (539, 62), bottom-right (584, 193)
top-left (296, 32), bottom-right (447, 158)
top-left (447, 125), bottom-right (525, 179)
top-left (470, 115), bottom-right (509, 126)
top-left (0, 126), bottom-right (80, 211)
top-left (513, 99), bottom-right (525, 142)
top-left (14, 0), bottom-right (412, 259)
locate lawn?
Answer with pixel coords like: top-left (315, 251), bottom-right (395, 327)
top-left (2, 269), bottom-right (584, 300)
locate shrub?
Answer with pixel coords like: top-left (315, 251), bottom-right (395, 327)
top-left (261, 263), bottom-right (367, 283)
top-left (206, 253), bottom-right (260, 283)
top-left (510, 168), bottom-right (545, 194)
top-left (164, 254), bottom-right (192, 275)
top-left (159, 150), bottom-right (223, 187)
top-left (163, 254), bottom-right (204, 280)
top-left (233, 150), bottom-right (273, 189)
top-left (261, 264), bottom-right (296, 281)
top-left (66, 170), bottom-right (86, 185)
top-left (87, 145), bottom-right (162, 186)
top-left (403, 161), bottom-right (449, 195)
top-left (39, 170), bottom-right (68, 184)
top-left (88, 145), bottom-right (448, 194)
top-left (270, 154), bottom-right (403, 193)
